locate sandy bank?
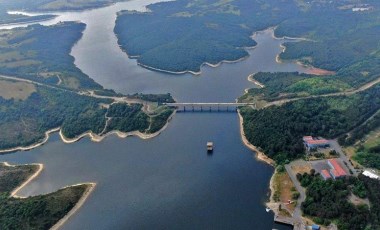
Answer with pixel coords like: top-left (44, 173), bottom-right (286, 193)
top-left (2, 161), bottom-right (96, 230)
top-left (0, 127), bottom-right (60, 154)
top-left (237, 110), bottom-right (280, 216)
top-left (116, 27), bottom-right (256, 76)
top-left (60, 110), bottom-right (176, 143)
top-left (0, 110), bottom-right (176, 154)
top-left (137, 56), bottom-right (250, 76)
top-left (50, 183), bottom-right (96, 230)
top-left (266, 171), bottom-right (281, 215)
top-left (275, 38), bottom-right (335, 76)
top-left (237, 111), bottom-right (275, 166)
top-left (270, 26), bottom-right (312, 41)
top-left (247, 73), bottom-right (265, 88)
top-left (3, 162), bottom-right (44, 198)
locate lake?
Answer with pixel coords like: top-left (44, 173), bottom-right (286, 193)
top-left (0, 1), bottom-right (310, 229)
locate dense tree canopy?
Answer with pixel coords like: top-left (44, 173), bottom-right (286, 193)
top-left (240, 84), bottom-right (380, 163)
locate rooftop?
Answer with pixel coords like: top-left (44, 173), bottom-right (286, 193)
top-left (363, 170), bottom-right (379, 179)
top-left (328, 159), bottom-right (347, 177)
top-left (306, 139), bottom-right (329, 145)
top-left (321, 169), bottom-right (331, 179)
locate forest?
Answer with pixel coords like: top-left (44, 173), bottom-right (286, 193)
top-left (105, 103), bottom-right (150, 133)
top-left (297, 172), bottom-right (373, 229)
top-left (0, 22), bottom-right (102, 90)
top-left (0, 84), bottom-right (110, 149)
top-left (354, 146), bottom-right (380, 170)
top-left (0, 81), bottom-right (174, 150)
top-left (114, 0), bottom-right (301, 73)
top-left (360, 175), bottom-right (380, 229)
top-left (0, 162), bottom-right (90, 230)
top-left (0, 163), bottom-right (39, 194)
top-left (276, 0), bottom-right (380, 87)
top-left (339, 113), bottom-right (380, 146)
top-left (240, 84), bottom-right (380, 164)
top-left (114, 0), bottom-right (380, 79)
top-left (240, 72), bottom-right (351, 103)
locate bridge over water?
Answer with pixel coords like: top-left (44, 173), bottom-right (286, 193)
top-left (163, 102), bottom-right (256, 112)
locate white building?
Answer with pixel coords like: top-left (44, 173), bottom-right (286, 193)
top-left (363, 170), bottom-right (380, 180)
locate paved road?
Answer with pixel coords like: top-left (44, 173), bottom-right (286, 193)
top-left (285, 163), bottom-right (306, 223)
top-left (264, 76), bottom-right (380, 108)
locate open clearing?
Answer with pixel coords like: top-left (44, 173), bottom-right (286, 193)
top-left (0, 80), bottom-right (36, 100)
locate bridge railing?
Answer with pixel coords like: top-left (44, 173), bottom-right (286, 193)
top-left (163, 102), bottom-right (256, 112)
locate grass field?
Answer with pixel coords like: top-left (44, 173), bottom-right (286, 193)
top-left (273, 170), bottom-right (297, 213)
top-left (362, 129), bottom-right (380, 149)
top-left (0, 80), bottom-right (36, 100)
top-left (348, 128), bottom-right (380, 170)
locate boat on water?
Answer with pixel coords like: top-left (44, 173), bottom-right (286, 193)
top-left (207, 142), bottom-right (214, 152)
top-left (266, 207), bottom-right (271, 212)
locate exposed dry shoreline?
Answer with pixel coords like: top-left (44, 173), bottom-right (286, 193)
top-left (0, 110), bottom-right (176, 154)
top-left (275, 36), bottom-right (335, 76)
top-left (60, 110), bottom-right (176, 143)
top-left (50, 183), bottom-right (96, 230)
top-left (266, 169), bottom-right (281, 213)
top-left (0, 127), bottom-right (61, 154)
top-left (3, 161), bottom-right (96, 230)
top-left (116, 28), bottom-right (257, 76)
top-left (4, 162), bottom-right (44, 198)
top-left (137, 56), bottom-right (250, 76)
top-left (247, 73), bottom-right (265, 88)
top-left (237, 111), bottom-right (281, 215)
top-left (237, 111), bottom-right (275, 166)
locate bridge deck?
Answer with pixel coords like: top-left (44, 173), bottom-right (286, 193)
top-left (164, 103), bottom-right (255, 106)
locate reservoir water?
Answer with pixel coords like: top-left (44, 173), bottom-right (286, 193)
top-left (0, 1), bottom-right (311, 229)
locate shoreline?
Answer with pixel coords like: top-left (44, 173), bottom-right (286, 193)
top-left (115, 27), bottom-right (257, 76)
top-left (0, 15), bottom-right (57, 28)
top-left (50, 183), bottom-right (96, 230)
top-left (0, 110), bottom-right (176, 154)
top-left (276, 39), bottom-right (336, 76)
top-left (237, 110), bottom-right (279, 214)
top-left (247, 73), bottom-right (265, 88)
top-left (0, 127), bottom-right (61, 154)
top-left (3, 161), bottom-right (97, 230)
top-left (266, 170), bottom-right (281, 215)
top-left (4, 162), bottom-right (44, 198)
top-left (270, 26), bottom-right (312, 41)
top-left (136, 55), bottom-right (250, 76)
top-left (237, 111), bottom-right (275, 166)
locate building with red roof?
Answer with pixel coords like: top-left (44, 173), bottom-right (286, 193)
top-left (327, 159), bottom-right (347, 179)
top-left (321, 169), bottom-right (332, 180)
top-left (303, 136), bottom-right (330, 150)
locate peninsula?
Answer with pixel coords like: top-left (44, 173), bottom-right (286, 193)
top-left (0, 162), bottom-right (95, 229)
top-left (0, 22), bottom-right (175, 153)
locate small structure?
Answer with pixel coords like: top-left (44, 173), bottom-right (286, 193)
top-left (303, 136), bottom-right (330, 151)
top-left (363, 170), bottom-right (380, 180)
top-left (310, 224), bottom-right (320, 230)
top-left (352, 7), bottom-right (371, 12)
top-left (207, 142), bottom-right (214, 152)
top-left (321, 169), bottom-right (332, 180)
top-left (327, 159), bottom-right (347, 179)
